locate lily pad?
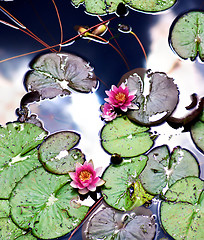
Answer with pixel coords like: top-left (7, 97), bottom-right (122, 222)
top-left (85, 206), bottom-right (156, 240)
top-left (191, 107), bottom-right (204, 153)
top-left (0, 200), bottom-right (10, 218)
top-left (124, 70), bottom-right (178, 126)
top-left (160, 176), bottom-right (204, 240)
top-left (24, 52), bottom-right (97, 99)
top-left (0, 122), bottom-right (47, 199)
top-left (10, 167), bottom-right (89, 239)
top-left (169, 11), bottom-right (204, 61)
top-left (140, 145), bottom-right (199, 195)
top-left (100, 116), bottom-right (153, 157)
top-left (39, 131), bottom-right (85, 174)
top-left (101, 155), bottom-right (154, 211)
top-left (71, 0), bottom-right (176, 15)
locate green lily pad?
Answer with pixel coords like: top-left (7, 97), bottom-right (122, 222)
top-left (100, 116), bottom-right (153, 157)
top-left (191, 108), bottom-right (204, 153)
top-left (0, 122), bottom-right (47, 199)
top-left (160, 176), bottom-right (204, 240)
top-left (169, 11), bottom-right (204, 61)
top-left (101, 155), bottom-right (154, 211)
top-left (39, 131), bottom-right (85, 174)
top-left (71, 0), bottom-right (176, 15)
top-left (124, 70), bottom-right (178, 126)
top-left (10, 167), bottom-right (89, 239)
top-left (86, 206), bottom-right (156, 240)
top-left (0, 200), bottom-right (10, 218)
top-left (140, 145), bottom-right (199, 195)
top-left (24, 52), bottom-right (97, 99)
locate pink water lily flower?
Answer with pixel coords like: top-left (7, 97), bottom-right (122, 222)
top-left (69, 160), bottom-right (105, 195)
top-left (105, 83), bottom-right (136, 112)
top-left (101, 103), bottom-right (117, 121)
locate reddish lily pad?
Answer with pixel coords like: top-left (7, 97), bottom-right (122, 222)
top-left (24, 52), bottom-right (97, 99)
top-left (160, 176), bottom-right (204, 240)
top-left (101, 155), bottom-right (154, 211)
top-left (140, 145), bottom-right (200, 195)
top-left (71, 0), bottom-right (176, 15)
top-left (39, 131), bottom-right (85, 174)
top-left (124, 70), bottom-right (179, 126)
top-left (10, 167), bottom-right (89, 239)
top-left (101, 116), bottom-right (153, 157)
top-left (0, 122), bottom-right (47, 199)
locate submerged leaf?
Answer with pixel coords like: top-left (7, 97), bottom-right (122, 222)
top-left (169, 11), bottom-right (204, 61)
top-left (140, 145), bottom-right (199, 195)
top-left (124, 70), bottom-right (179, 125)
top-left (86, 206), bottom-right (156, 240)
top-left (24, 52), bottom-right (97, 99)
top-left (101, 116), bottom-right (153, 157)
top-left (10, 167), bottom-right (89, 239)
top-left (39, 131), bottom-right (85, 174)
top-left (102, 155), bottom-right (154, 211)
top-left (160, 177), bottom-right (204, 240)
top-left (0, 122), bottom-right (47, 199)
top-left (71, 0), bottom-right (176, 15)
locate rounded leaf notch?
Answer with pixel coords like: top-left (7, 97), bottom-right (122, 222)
top-left (24, 52), bottom-right (98, 99)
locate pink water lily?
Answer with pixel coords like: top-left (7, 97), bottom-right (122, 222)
top-left (69, 160), bottom-right (105, 195)
top-left (101, 103), bottom-right (117, 121)
top-left (104, 83), bottom-right (136, 112)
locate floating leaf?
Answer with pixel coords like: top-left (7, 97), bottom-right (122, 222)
top-left (169, 11), bottom-right (204, 61)
top-left (102, 155), bottom-right (154, 211)
top-left (39, 131), bottom-right (85, 174)
top-left (0, 200), bottom-right (9, 218)
top-left (101, 116), bottom-right (153, 157)
top-left (85, 206), bottom-right (156, 240)
top-left (160, 176), bottom-right (204, 240)
top-left (24, 52), bottom-right (97, 99)
top-left (10, 167), bottom-right (89, 239)
top-left (124, 70), bottom-right (178, 125)
top-left (140, 145), bottom-right (199, 195)
top-left (0, 122), bottom-right (47, 199)
top-left (191, 107), bottom-right (204, 153)
top-left (71, 0), bottom-right (176, 15)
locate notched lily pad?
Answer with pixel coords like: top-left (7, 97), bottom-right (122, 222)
top-left (101, 155), bottom-right (154, 211)
top-left (160, 176), bottom-right (204, 240)
top-left (191, 107), bottom-right (204, 153)
top-left (123, 69), bottom-right (179, 125)
top-left (24, 52), bottom-right (97, 99)
top-left (10, 167), bottom-right (89, 239)
top-left (169, 11), bottom-right (204, 61)
top-left (39, 131), bottom-right (85, 174)
top-left (0, 122), bottom-right (47, 199)
top-left (140, 145), bottom-right (199, 195)
top-left (85, 206), bottom-right (156, 240)
top-left (101, 116), bottom-right (153, 157)
top-left (71, 0), bottom-right (176, 15)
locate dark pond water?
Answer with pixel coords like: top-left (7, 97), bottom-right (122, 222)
top-left (0, 0), bottom-right (203, 239)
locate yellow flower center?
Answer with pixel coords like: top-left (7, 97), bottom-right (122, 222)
top-left (79, 170), bottom-right (91, 182)
top-left (115, 92), bottom-right (126, 102)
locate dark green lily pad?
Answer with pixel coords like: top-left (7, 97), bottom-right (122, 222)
top-left (86, 206), bottom-right (156, 240)
top-left (10, 167), bottom-right (89, 239)
top-left (140, 145), bottom-right (199, 195)
top-left (102, 155), bottom-right (154, 211)
top-left (39, 131), bottom-right (85, 174)
top-left (101, 116), bottom-right (153, 157)
top-left (24, 52), bottom-right (97, 99)
top-left (169, 11), bottom-right (204, 61)
top-left (0, 122), bottom-right (47, 199)
top-left (71, 0), bottom-right (176, 15)
top-left (124, 70), bottom-right (178, 126)
top-left (160, 176), bottom-right (204, 240)
top-left (191, 108), bottom-right (204, 153)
